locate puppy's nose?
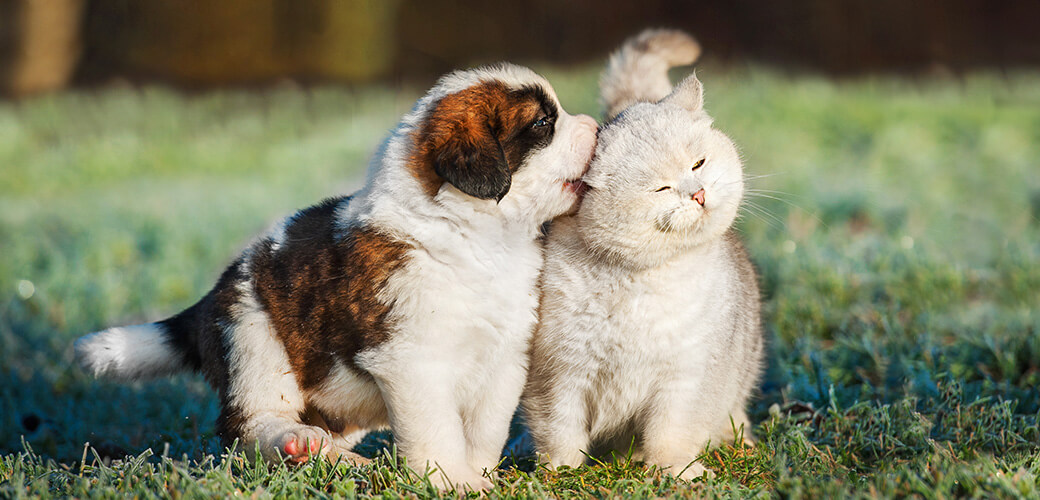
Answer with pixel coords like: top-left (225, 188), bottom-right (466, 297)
top-left (692, 188), bottom-right (706, 206)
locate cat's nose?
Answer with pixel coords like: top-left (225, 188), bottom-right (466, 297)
top-left (692, 188), bottom-right (706, 206)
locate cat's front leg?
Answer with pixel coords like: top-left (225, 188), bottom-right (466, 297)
top-left (640, 392), bottom-right (714, 480)
top-left (532, 420), bottom-right (590, 469)
top-left (524, 374), bottom-right (592, 468)
top-left (712, 408), bottom-right (756, 447)
top-left (642, 429), bottom-right (713, 480)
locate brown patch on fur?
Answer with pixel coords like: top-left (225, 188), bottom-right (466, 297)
top-left (250, 197), bottom-right (411, 391)
top-left (409, 81), bottom-right (554, 198)
top-left (157, 196), bottom-right (409, 446)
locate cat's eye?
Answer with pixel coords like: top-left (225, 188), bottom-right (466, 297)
top-left (654, 186), bottom-right (672, 192)
top-left (691, 158), bottom-right (705, 171)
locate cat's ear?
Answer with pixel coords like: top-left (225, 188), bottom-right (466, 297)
top-left (660, 72), bottom-right (704, 113)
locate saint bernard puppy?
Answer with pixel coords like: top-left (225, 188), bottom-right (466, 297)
top-left (75, 64), bottom-right (598, 490)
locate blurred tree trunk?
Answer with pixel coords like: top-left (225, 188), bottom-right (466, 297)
top-left (0, 0), bottom-right (85, 97)
top-left (82, 0), bottom-right (399, 86)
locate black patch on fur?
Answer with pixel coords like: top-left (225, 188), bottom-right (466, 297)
top-left (502, 85), bottom-right (558, 170)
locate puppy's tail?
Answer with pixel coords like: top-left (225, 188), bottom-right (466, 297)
top-left (600, 28), bottom-right (701, 121)
top-left (74, 309), bottom-right (198, 381)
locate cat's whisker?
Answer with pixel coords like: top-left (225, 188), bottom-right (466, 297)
top-left (744, 187), bottom-right (790, 193)
top-left (742, 172), bottom-right (784, 181)
top-left (740, 201), bottom-right (787, 231)
top-left (744, 189), bottom-right (811, 203)
top-left (744, 192), bottom-right (798, 205)
top-left (743, 191), bottom-right (832, 231)
top-left (749, 207), bottom-right (788, 231)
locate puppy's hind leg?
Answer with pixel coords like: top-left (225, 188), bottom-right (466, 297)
top-left (220, 302), bottom-right (332, 464)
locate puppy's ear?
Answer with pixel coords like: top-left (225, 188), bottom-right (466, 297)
top-left (431, 121), bottom-right (511, 201)
top-left (660, 72), bottom-right (704, 114)
top-left (418, 84), bottom-right (513, 201)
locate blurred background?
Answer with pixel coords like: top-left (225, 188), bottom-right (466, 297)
top-left (3, 0), bottom-right (1040, 96)
top-left (1, 0), bottom-right (1039, 480)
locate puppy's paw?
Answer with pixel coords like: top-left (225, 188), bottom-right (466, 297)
top-left (276, 426), bottom-right (334, 463)
top-left (449, 474), bottom-right (494, 492)
top-left (324, 445), bottom-right (372, 466)
top-left (431, 465), bottom-right (494, 492)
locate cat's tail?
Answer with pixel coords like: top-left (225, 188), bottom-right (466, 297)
top-left (600, 28), bottom-right (701, 121)
top-left (74, 306), bottom-right (200, 381)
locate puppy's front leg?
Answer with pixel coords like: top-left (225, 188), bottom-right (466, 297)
top-left (461, 357), bottom-right (527, 476)
top-left (370, 362), bottom-right (491, 491)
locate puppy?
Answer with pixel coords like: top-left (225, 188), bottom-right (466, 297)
top-left (75, 63), bottom-right (598, 490)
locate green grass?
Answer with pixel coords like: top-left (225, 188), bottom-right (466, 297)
top-left (2, 62), bottom-right (1040, 498)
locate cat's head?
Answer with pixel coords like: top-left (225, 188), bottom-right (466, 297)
top-left (576, 75), bottom-right (744, 268)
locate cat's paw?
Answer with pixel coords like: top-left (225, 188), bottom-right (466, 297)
top-left (674, 462), bottom-right (714, 481)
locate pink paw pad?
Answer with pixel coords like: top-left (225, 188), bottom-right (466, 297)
top-left (283, 436), bottom-right (323, 462)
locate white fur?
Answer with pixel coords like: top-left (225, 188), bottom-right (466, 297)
top-left (524, 32), bottom-right (762, 480)
top-left (74, 324), bottom-right (184, 381)
top-left (306, 360), bottom-right (389, 430)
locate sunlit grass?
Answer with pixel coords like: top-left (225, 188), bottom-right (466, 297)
top-left (1, 63), bottom-right (1039, 498)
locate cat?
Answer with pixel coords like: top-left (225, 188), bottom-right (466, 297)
top-left (523, 29), bottom-right (764, 480)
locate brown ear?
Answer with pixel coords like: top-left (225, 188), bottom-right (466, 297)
top-left (416, 83), bottom-right (514, 201)
top-left (431, 121), bottom-right (511, 201)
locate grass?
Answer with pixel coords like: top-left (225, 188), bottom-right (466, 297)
top-left (2, 61), bottom-right (1039, 498)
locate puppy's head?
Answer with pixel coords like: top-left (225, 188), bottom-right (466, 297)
top-left (410, 64), bottom-right (598, 226)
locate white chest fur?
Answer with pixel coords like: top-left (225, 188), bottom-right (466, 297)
top-left (526, 218), bottom-right (761, 477)
top-left (545, 224), bottom-right (735, 422)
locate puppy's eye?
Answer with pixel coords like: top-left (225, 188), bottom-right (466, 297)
top-left (691, 158), bottom-right (705, 171)
top-left (654, 186), bottom-right (672, 192)
top-left (533, 116), bottom-right (552, 128)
